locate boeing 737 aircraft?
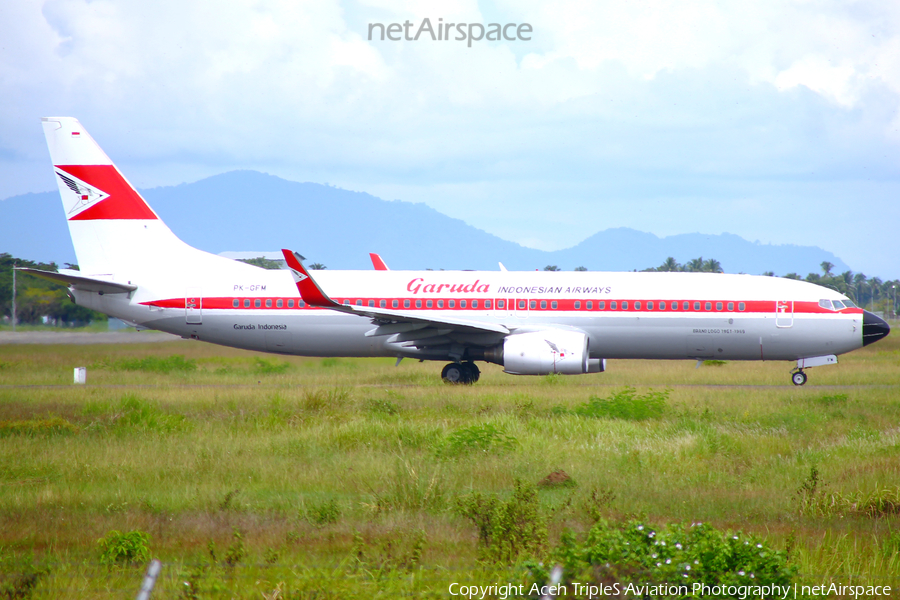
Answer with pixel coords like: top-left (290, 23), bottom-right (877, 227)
top-left (23, 117), bottom-right (890, 385)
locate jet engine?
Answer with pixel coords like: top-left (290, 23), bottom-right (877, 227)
top-left (483, 330), bottom-right (605, 375)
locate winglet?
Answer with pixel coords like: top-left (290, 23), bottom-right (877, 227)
top-left (369, 253), bottom-right (390, 271)
top-left (281, 249), bottom-right (339, 308)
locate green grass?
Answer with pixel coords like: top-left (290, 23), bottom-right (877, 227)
top-left (0, 333), bottom-right (898, 597)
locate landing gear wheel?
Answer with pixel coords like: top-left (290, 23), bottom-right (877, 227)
top-left (461, 362), bottom-right (480, 383)
top-left (442, 362), bottom-right (466, 384)
top-left (791, 370), bottom-right (807, 386)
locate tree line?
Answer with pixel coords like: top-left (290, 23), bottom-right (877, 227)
top-left (0, 253), bottom-right (105, 326)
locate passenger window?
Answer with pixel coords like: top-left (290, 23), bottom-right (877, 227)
top-left (356, 300), bottom-right (362, 306)
top-left (449, 300), bottom-right (455, 308)
top-left (611, 301), bottom-right (617, 310)
top-left (380, 300), bottom-right (386, 308)
top-left (683, 301), bottom-right (689, 310)
top-left (647, 301), bottom-right (653, 310)
top-left (276, 299), bottom-right (283, 308)
top-left (404, 300), bottom-right (410, 308)
top-left (426, 300), bottom-right (432, 308)
top-left (587, 301), bottom-right (594, 309)
top-left (265, 299), bottom-right (272, 308)
top-left (298, 300), bottom-right (305, 308)
top-left (392, 300), bottom-right (399, 308)
top-left (233, 299), bottom-right (239, 308)
top-left (438, 300), bottom-right (444, 308)
top-left (672, 302), bottom-right (678, 310)
top-left (518, 300), bottom-right (525, 310)
top-left (705, 302), bottom-right (711, 311)
top-left (485, 300), bottom-right (491, 309)
top-left (551, 301), bottom-right (558, 309)
top-left (738, 302), bottom-right (745, 311)
top-left (254, 299), bottom-right (261, 308)
top-left (472, 300), bottom-right (478, 309)
top-left (540, 300), bottom-right (547, 309)
top-left (575, 301), bottom-right (581, 309)
top-left (530, 300), bottom-right (536, 309)
top-left (622, 301), bottom-right (628, 310)
top-left (635, 301), bottom-right (641, 310)
top-left (460, 300), bottom-right (466, 308)
top-left (368, 300), bottom-right (374, 307)
top-left (727, 302), bottom-right (733, 311)
top-left (343, 300), bottom-right (350, 305)
top-left (497, 300), bottom-right (504, 309)
top-left (416, 300), bottom-right (422, 308)
top-left (659, 301), bottom-right (665, 311)
top-left (244, 299), bottom-right (250, 308)
top-left (716, 302), bottom-right (722, 311)
top-left (288, 299), bottom-right (294, 308)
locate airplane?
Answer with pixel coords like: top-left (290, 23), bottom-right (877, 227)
top-left (22, 117), bottom-right (890, 386)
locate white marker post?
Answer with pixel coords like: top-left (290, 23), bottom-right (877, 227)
top-left (73, 367), bottom-right (86, 384)
top-left (136, 559), bottom-right (161, 600)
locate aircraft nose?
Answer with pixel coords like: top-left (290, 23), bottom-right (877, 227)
top-left (862, 310), bottom-right (890, 346)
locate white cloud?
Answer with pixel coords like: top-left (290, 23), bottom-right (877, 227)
top-left (1, 0), bottom-right (900, 277)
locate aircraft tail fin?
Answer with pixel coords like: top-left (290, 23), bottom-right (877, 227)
top-left (41, 117), bottom-right (187, 276)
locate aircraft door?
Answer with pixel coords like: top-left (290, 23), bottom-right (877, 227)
top-left (186, 288), bottom-right (202, 324)
top-left (775, 300), bottom-right (793, 328)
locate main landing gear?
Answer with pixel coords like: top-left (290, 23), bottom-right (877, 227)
top-left (441, 361), bottom-right (481, 384)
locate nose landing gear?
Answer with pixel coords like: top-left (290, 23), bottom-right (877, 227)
top-left (791, 370), bottom-right (807, 386)
top-left (441, 361), bottom-right (481, 384)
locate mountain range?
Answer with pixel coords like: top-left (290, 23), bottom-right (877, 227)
top-left (1, 170), bottom-right (849, 275)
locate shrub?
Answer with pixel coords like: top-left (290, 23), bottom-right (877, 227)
top-left (575, 387), bottom-right (668, 421)
top-left (0, 553), bottom-right (50, 599)
top-left (114, 354), bottom-right (197, 373)
top-left (0, 417), bottom-right (78, 437)
top-left (97, 530), bottom-right (150, 565)
top-left (438, 424), bottom-right (518, 457)
top-left (544, 520), bottom-right (795, 593)
top-left (112, 394), bottom-right (188, 433)
top-left (365, 397), bottom-right (401, 415)
top-left (254, 358), bottom-right (289, 374)
top-left (456, 480), bottom-right (547, 563)
top-left (303, 498), bottom-right (342, 526)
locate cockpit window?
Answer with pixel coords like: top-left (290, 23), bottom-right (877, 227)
top-left (842, 299), bottom-right (857, 308)
top-left (832, 300), bottom-right (845, 309)
top-left (818, 299), bottom-right (833, 310)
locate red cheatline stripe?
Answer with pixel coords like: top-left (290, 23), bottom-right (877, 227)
top-left (140, 297), bottom-right (863, 316)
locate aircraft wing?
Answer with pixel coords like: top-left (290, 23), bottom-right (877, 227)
top-left (281, 250), bottom-right (509, 345)
top-left (16, 267), bottom-right (137, 294)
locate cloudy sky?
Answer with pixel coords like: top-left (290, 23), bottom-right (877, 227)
top-left (2, 0), bottom-right (898, 278)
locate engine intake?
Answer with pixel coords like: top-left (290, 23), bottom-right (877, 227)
top-left (484, 330), bottom-right (603, 375)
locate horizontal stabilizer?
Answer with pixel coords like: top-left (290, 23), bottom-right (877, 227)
top-left (16, 267), bottom-right (136, 294)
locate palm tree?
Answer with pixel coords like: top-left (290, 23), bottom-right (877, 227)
top-left (309, 263), bottom-right (327, 270)
top-left (686, 257), bottom-right (704, 272)
top-left (703, 258), bottom-right (723, 273)
top-left (659, 257), bottom-right (679, 272)
top-left (543, 265), bottom-right (560, 271)
top-left (820, 261), bottom-right (834, 277)
top-left (574, 266), bottom-right (588, 271)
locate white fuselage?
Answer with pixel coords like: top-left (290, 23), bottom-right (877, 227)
top-left (75, 263), bottom-right (864, 362)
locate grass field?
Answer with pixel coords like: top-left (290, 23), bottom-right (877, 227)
top-left (0, 330), bottom-right (898, 599)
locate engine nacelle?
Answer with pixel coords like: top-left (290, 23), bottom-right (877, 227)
top-left (485, 330), bottom-right (597, 375)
